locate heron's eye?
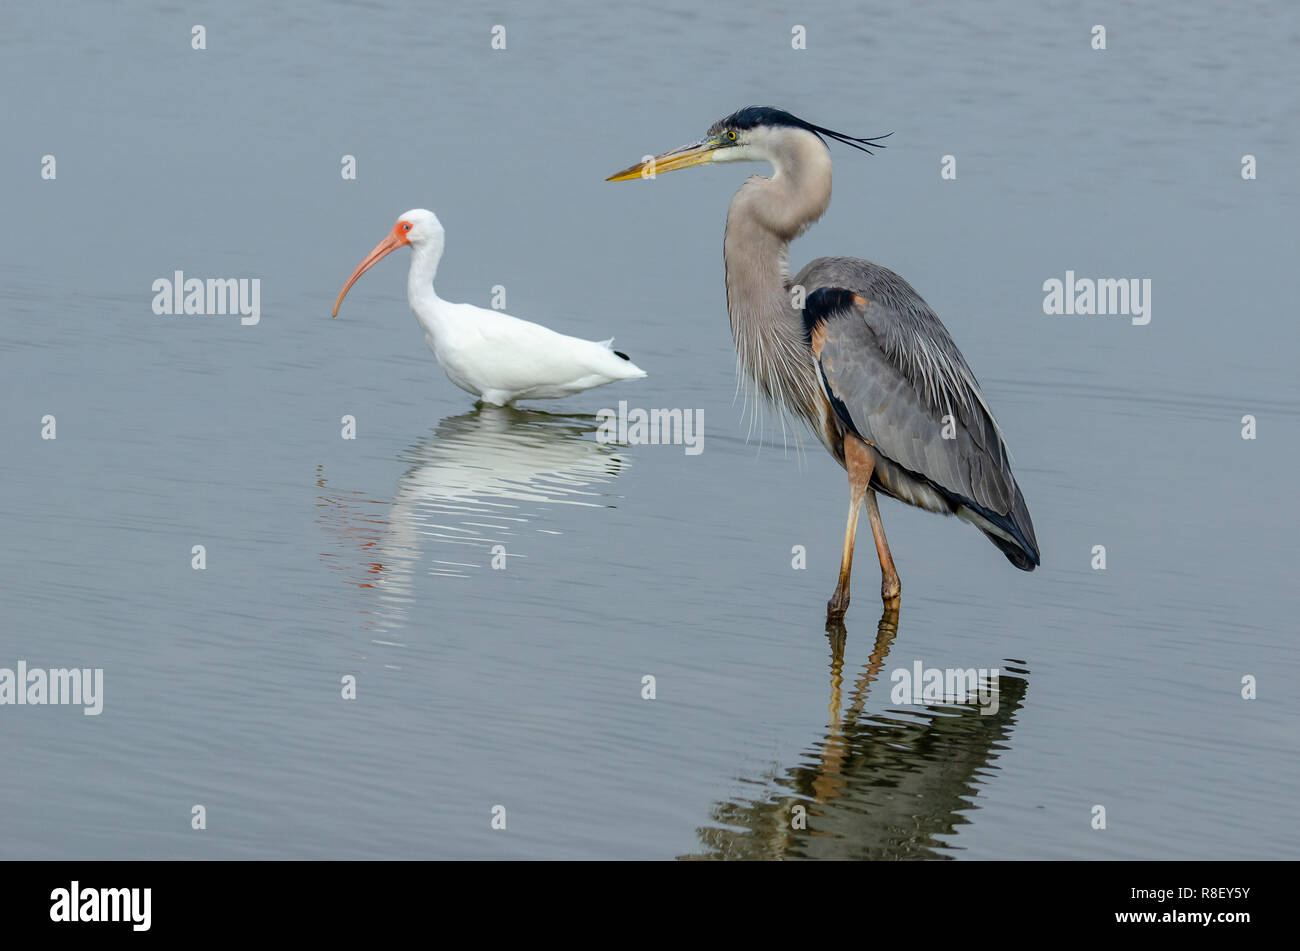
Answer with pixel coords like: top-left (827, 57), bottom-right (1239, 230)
top-left (726, 130), bottom-right (737, 141)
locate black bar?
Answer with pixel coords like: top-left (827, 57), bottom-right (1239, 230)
top-left (4, 860), bottom-right (1273, 937)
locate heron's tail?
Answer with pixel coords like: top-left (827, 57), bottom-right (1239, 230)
top-left (982, 483), bottom-right (1039, 571)
top-left (985, 527), bottom-right (1039, 571)
top-left (952, 481), bottom-right (1040, 571)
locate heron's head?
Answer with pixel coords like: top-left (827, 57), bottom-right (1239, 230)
top-left (332, 209), bottom-right (445, 318)
top-left (606, 106), bottom-right (890, 182)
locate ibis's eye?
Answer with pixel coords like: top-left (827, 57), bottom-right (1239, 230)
top-left (403, 223), bottom-right (411, 231)
top-left (726, 130), bottom-right (737, 141)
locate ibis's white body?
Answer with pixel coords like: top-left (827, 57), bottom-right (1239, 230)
top-left (386, 211), bottom-right (645, 406)
top-left (410, 279), bottom-right (645, 406)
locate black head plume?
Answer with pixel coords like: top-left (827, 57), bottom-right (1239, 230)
top-left (710, 105), bottom-right (892, 155)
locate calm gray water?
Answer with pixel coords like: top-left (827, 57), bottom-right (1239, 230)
top-left (2, 0), bottom-right (1298, 859)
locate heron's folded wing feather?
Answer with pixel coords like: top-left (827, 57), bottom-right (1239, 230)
top-left (807, 287), bottom-right (1015, 516)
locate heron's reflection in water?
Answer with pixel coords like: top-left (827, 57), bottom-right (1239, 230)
top-left (317, 406), bottom-right (628, 638)
top-left (685, 609), bottom-right (1031, 860)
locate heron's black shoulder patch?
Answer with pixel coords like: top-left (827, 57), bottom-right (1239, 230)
top-left (801, 287), bottom-right (862, 347)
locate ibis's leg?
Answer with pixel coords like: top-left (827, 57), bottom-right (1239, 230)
top-left (865, 489), bottom-right (901, 602)
top-left (827, 436), bottom-right (875, 620)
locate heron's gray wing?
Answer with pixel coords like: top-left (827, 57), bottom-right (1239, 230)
top-left (796, 260), bottom-right (1018, 519)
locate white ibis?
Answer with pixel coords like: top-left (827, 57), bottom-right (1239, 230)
top-left (332, 209), bottom-right (647, 405)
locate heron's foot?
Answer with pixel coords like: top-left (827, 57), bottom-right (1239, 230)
top-left (881, 573), bottom-right (901, 603)
top-left (827, 586), bottom-right (850, 621)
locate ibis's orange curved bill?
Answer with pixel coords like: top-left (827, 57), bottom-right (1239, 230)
top-left (331, 227), bottom-right (409, 318)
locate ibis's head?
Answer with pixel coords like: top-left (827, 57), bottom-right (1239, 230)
top-left (605, 106), bottom-right (890, 182)
top-left (332, 208), bottom-right (445, 318)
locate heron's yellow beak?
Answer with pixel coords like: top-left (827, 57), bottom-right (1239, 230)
top-left (605, 138), bottom-right (723, 182)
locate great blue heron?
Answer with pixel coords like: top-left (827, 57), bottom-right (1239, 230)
top-left (607, 106), bottom-right (1039, 620)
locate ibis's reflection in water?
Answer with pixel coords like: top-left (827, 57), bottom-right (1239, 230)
top-left (317, 406), bottom-right (628, 638)
top-left (685, 609), bottom-right (1031, 860)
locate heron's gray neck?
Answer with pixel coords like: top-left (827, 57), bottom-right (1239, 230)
top-left (722, 133), bottom-right (832, 425)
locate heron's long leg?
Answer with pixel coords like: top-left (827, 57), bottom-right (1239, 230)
top-left (827, 436), bottom-right (874, 620)
top-left (865, 490), bottom-right (901, 602)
